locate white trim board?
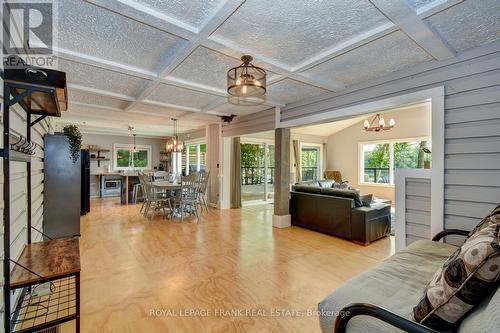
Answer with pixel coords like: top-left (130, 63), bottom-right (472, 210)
top-left (278, 86), bottom-right (445, 245)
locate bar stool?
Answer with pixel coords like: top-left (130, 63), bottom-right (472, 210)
top-left (132, 182), bottom-right (145, 204)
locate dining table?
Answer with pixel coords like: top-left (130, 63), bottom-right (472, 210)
top-left (151, 181), bottom-right (182, 190)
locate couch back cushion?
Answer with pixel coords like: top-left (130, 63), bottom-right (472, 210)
top-left (293, 185), bottom-right (321, 194)
top-left (413, 204), bottom-right (500, 330)
top-left (318, 180), bottom-right (335, 188)
top-left (319, 187), bottom-right (362, 207)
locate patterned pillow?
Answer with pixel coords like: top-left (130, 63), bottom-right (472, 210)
top-left (412, 205), bottom-right (500, 330)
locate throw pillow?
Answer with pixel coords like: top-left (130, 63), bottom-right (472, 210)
top-left (412, 205), bottom-right (500, 330)
top-left (331, 183), bottom-right (349, 190)
top-left (361, 194), bottom-right (373, 207)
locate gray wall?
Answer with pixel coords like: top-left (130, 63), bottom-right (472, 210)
top-left (405, 178), bottom-right (432, 246)
top-left (281, 41), bottom-right (500, 232)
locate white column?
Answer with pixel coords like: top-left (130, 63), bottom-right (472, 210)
top-left (185, 145), bottom-right (190, 175)
top-left (196, 144), bottom-right (201, 172)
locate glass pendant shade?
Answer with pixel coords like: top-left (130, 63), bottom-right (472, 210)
top-left (227, 55), bottom-right (266, 102)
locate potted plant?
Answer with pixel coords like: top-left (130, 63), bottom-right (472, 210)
top-left (63, 125), bottom-right (82, 163)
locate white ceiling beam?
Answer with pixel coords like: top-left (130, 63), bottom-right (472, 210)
top-left (123, 0), bottom-right (247, 111)
top-left (203, 36), bottom-right (346, 91)
top-left (370, 0), bottom-right (455, 60)
top-left (292, 22), bottom-right (397, 72)
top-left (55, 47), bottom-right (157, 80)
top-left (68, 84), bottom-right (136, 101)
top-left (71, 101), bottom-right (125, 112)
top-left (141, 99), bottom-right (200, 113)
top-left (416, 0), bottom-right (463, 18)
top-left (84, 0), bottom-right (197, 39)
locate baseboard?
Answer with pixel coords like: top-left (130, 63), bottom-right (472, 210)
top-left (273, 214), bottom-right (291, 228)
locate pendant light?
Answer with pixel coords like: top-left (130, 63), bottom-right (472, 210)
top-left (227, 55), bottom-right (266, 105)
top-left (166, 118), bottom-right (184, 153)
top-left (363, 114), bottom-right (396, 132)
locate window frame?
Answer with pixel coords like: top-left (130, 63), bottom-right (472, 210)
top-left (300, 142), bottom-right (322, 181)
top-left (113, 143), bottom-right (152, 171)
top-left (183, 142), bottom-right (206, 175)
top-left (358, 136), bottom-right (429, 187)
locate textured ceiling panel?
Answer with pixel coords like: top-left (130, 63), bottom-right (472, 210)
top-left (267, 79), bottom-right (328, 105)
top-left (54, 0), bottom-right (187, 72)
top-left (302, 31), bottom-right (433, 86)
top-left (168, 46), bottom-right (240, 90)
top-left (136, 0), bottom-right (225, 28)
top-left (68, 90), bottom-right (129, 109)
top-left (212, 103), bottom-right (270, 115)
top-left (406, 0), bottom-right (435, 9)
top-left (147, 84), bottom-right (219, 109)
top-left (130, 103), bottom-right (188, 118)
top-left (424, 0), bottom-right (500, 52)
top-left (57, 59), bottom-right (151, 97)
top-left (213, 0), bottom-right (389, 66)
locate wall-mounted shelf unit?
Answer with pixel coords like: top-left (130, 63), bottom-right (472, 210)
top-left (88, 147), bottom-right (110, 167)
top-left (2, 62), bottom-right (81, 333)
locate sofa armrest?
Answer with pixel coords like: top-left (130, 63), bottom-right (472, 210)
top-left (334, 303), bottom-right (438, 333)
top-left (431, 229), bottom-right (469, 242)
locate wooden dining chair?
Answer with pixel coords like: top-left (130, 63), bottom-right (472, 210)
top-left (169, 173), bottom-right (201, 222)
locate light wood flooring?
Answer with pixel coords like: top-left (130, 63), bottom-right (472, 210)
top-left (77, 198), bottom-right (394, 332)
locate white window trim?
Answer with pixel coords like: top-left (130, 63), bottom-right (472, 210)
top-left (183, 142), bottom-right (206, 175)
top-left (300, 142), bottom-right (323, 181)
top-left (113, 143), bottom-right (152, 171)
top-left (358, 136), bottom-right (430, 186)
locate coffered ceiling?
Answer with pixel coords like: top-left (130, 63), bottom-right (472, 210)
top-left (38, 0), bottom-right (499, 137)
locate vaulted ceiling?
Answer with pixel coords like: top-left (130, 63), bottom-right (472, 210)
top-left (44, 0), bottom-right (500, 137)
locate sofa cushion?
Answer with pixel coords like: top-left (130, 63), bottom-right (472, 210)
top-left (318, 240), bottom-right (457, 333)
top-left (361, 194), bottom-right (373, 206)
top-left (293, 185), bottom-right (321, 194)
top-left (458, 284), bottom-right (500, 333)
top-left (320, 187), bottom-right (363, 207)
top-left (318, 180), bottom-right (335, 188)
top-left (413, 205), bottom-right (500, 330)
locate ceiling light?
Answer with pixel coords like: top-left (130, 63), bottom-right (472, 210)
top-left (166, 118), bottom-right (184, 153)
top-left (363, 114), bottom-right (395, 132)
top-left (227, 55), bottom-right (266, 105)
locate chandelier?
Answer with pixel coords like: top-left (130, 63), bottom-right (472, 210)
top-left (363, 114), bottom-right (395, 132)
top-left (227, 55), bottom-right (266, 105)
top-left (166, 118), bottom-right (184, 153)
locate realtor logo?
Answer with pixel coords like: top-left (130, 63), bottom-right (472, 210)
top-left (2, 0), bottom-right (57, 68)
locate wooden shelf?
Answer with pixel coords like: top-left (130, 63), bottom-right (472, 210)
top-left (91, 158), bottom-right (110, 161)
top-left (89, 148), bottom-right (110, 153)
top-left (10, 237), bottom-right (80, 288)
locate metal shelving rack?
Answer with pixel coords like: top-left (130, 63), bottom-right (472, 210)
top-left (2, 80), bottom-right (80, 333)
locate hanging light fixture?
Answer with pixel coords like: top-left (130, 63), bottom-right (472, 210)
top-left (166, 118), bottom-right (184, 153)
top-left (227, 55), bottom-right (266, 106)
top-left (363, 114), bottom-right (396, 132)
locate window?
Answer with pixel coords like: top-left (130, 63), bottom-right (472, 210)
top-left (114, 144), bottom-right (152, 170)
top-left (360, 138), bottom-right (430, 185)
top-left (183, 143), bottom-right (206, 175)
top-left (301, 146), bottom-right (320, 181)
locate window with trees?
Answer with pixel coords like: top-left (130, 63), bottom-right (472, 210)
top-left (114, 144), bottom-right (152, 170)
top-left (301, 146), bottom-right (320, 181)
top-left (360, 139), bottom-right (431, 185)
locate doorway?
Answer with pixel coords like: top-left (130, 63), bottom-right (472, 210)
top-left (241, 141), bottom-right (275, 204)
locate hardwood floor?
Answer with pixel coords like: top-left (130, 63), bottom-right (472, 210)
top-left (77, 198), bottom-right (394, 332)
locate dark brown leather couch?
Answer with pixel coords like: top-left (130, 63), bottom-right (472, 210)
top-left (290, 180), bottom-right (391, 245)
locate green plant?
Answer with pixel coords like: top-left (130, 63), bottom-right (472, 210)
top-left (63, 125), bottom-right (82, 163)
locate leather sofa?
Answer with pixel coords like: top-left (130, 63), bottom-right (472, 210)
top-left (290, 180), bottom-right (391, 245)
